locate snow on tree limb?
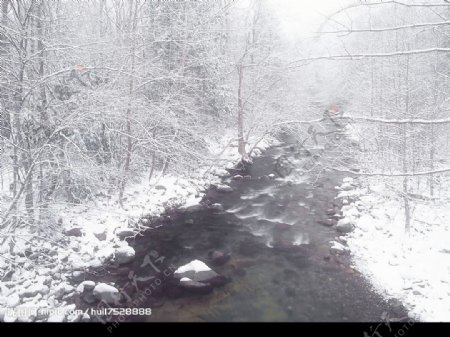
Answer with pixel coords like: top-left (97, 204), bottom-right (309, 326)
top-left (319, 21), bottom-right (450, 34)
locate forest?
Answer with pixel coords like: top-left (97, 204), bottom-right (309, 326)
top-left (0, 0), bottom-right (449, 325)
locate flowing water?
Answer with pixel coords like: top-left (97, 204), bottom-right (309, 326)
top-left (76, 126), bottom-right (408, 322)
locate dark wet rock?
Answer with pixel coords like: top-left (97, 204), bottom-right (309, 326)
top-left (243, 175), bottom-right (252, 180)
top-left (317, 219), bottom-right (337, 227)
top-left (154, 185), bottom-right (167, 191)
top-left (64, 227), bottom-right (83, 237)
top-left (207, 250), bottom-right (231, 266)
top-left (83, 292), bottom-right (97, 304)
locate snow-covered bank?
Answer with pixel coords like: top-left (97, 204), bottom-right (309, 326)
top-left (0, 131), bottom-right (277, 322)
top-left (336, 176), bottom-right (450, 322)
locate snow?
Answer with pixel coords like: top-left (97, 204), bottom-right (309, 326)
top-left (339, 176), bottom-right (450, 321)
top-left (0, 130), bottom-right (277, 321)
top-left (180, 277), bottom-right (193, 282)
top-left (175, 260), bottom-right (212, 274)
top-left (330, 241), bottom-right (347, 251)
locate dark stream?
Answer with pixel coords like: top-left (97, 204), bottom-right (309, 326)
top-left (75, 124), bottom-right (408, 322)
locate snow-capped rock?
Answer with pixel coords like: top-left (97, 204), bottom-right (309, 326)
top-left (174, 260), bottom-right (226, 286)
top-left (336, 218), bottom-right (354, 233)
top-left (114, 246), bottom-right (135, 265)
top-left (93, 283), bottom-right (121, 305)
top-left (116, 229), bottom-right (135, 240)
top-left (216, 184), bottom-right (233, 192)
top-left (76, 280), bottom-right (95, 293)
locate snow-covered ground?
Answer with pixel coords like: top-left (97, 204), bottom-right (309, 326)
top-left (336, 177), bottom-right (450, 321)
top-left (0, 131), bottom-right (277, 322)
top-left (333, 124), bottom-right (450, 321)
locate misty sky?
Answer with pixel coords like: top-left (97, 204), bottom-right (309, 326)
top-left (268, 0), bottom-right (350, 40)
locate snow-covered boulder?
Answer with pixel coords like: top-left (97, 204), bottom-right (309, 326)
top-left (216, 184), bottom-right (233, 193)
top-left (76, 280), bottom-right (95, 293)
top-left (93, 283), bottom-right (121, 305)
top-left (114, 246), bottom-right (135, 265)
top-left (174, 259), bottom-right (227, 286)
top-left (336, 218), bottom-right (355, 233)
top-left (20, 283), bottom-right (49, 298)
top-left (116, 229), bottom-right (135, 240)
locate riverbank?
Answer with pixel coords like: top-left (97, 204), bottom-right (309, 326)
top-left (339, 175), bottom-right (450, 322)
top-left (0, 131), bottom-right (277, 322)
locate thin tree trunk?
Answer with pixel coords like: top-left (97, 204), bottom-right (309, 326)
top-left (237, 64), bottom-right (248, 161)
top-left (119, 0), bottom-right (138, 206)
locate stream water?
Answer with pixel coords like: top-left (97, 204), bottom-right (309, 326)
top-left (75, 124), bottom-right (408, 322)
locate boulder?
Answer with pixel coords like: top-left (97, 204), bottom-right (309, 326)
top-left (21, 284), bottom-right (49, 298)
top-left (317, 219), bottom-right (337, 227)
top-left (216, 184), bottom-right (233, 193)
top-left (82, 293), bottom-right (97, 304)
top-left (72, 271), bottom-right (84, 282)
top-left (336, 218), bottom-right (354, 233)
top-left (207, 250), bottom-right (230, 266)
top-left (76, 280), bottom-right (96, 293)
top-left (64, 227), bottom-right (83, 237)
top-left (178, 278), bottom-right (213, 294)
top-left (93, 283), bottom-right (121, 305)
top-left (116, 229), bottom-right (135, 240)
top-left (94, 230), bottom-right (107, 241)
top-left (210, 203), bottom-right (224, 211)
top-left (114, 246), bottom-right (135, 265)
top-left (174, 260), bottom-right (227, 286)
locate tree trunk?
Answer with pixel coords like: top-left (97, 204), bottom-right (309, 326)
top-left (237, 63), bottom-right (248, 161)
